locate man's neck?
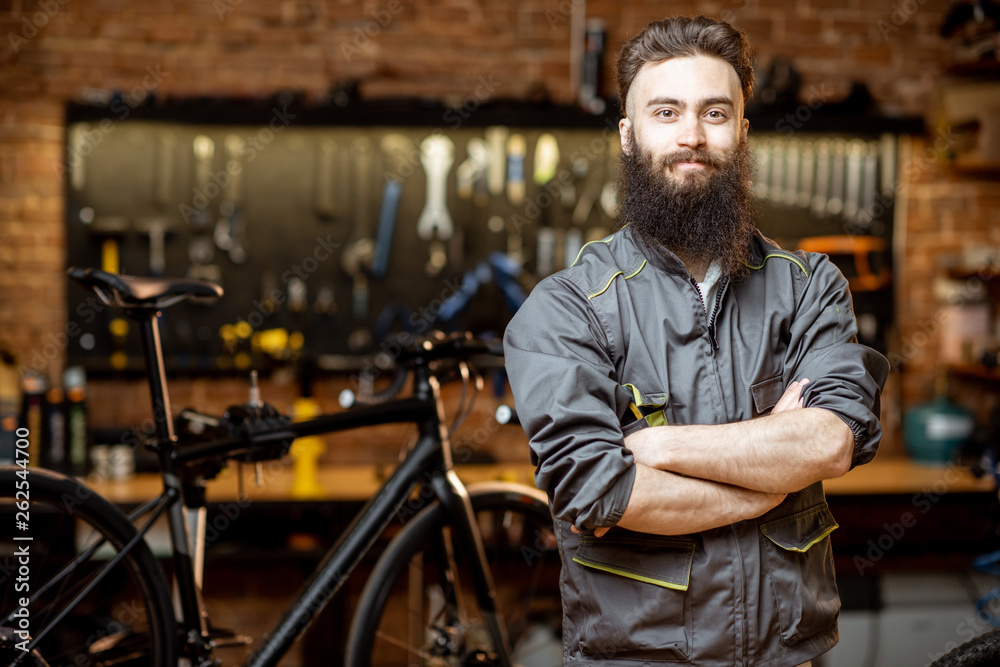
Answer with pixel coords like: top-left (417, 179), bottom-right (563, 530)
top-left (675, 253), bottom-right (711, 282)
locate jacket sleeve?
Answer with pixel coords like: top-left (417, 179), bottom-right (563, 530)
top-left (503, 276), bottom-right (636, 530)
top-left (786, 252), bottom-right (890, 467)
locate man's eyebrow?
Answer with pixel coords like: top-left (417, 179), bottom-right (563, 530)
top-left (645, 96), bottom-right (736, 109)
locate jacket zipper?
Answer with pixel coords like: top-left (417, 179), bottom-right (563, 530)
top-left (690, 277), bottom-right (728, 354)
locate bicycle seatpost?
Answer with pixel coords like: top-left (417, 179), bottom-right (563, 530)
top-left (129, 307), bottom-right (177, 449)
top-left (128, 306), bottom-right (212, 645)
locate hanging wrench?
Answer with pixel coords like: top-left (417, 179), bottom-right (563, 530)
top-left (417, 134), bottom-right (455, 241)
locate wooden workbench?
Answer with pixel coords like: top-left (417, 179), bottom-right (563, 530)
top-left (84, 455), bottom-right (995, 504)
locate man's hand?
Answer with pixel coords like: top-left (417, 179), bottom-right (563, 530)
top-left (772, 378), bottom-right (809, 414)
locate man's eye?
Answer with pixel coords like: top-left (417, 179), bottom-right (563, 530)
top-left (657, 109), bottom-right (675, 118)
top-left (707, 110), bottom-right (725, 119)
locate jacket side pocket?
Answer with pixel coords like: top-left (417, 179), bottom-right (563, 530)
top-left (572, 531), bottom-right (694, 661)
top-left (760, 503), bottom-right (841, 646)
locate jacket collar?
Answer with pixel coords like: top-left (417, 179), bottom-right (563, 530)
top-left (625, 225), bottom-right (769, 279)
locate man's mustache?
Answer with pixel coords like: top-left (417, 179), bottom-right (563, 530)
top-left (657, 149), bottom-right (728, 170)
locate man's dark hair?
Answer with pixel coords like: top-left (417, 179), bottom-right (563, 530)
top-left (615, 16), bottom-right (755, 117)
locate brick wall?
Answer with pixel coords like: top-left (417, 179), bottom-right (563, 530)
top-left (894, 135), bottom-right (1000, 414)
top-left (0, 0), bottom-right (983, 458)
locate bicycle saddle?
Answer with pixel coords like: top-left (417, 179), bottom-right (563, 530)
top-left (68, 267), bottom-right (223, 309)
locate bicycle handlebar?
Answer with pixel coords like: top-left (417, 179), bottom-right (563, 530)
top-left (345, 332), bottom-right (504, 406)
top-left (392, 331), bottom-right (504, 366)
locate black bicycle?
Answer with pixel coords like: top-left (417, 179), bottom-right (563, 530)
top-left (0, 268), bottom-right (561, 667)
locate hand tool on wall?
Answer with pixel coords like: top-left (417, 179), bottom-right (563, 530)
top-left (154, 132), bottom-right (177, 209)
top-left (860, 140), bottom-right (879, 226)
top-left (313, 285), bottom-right (336, 315)
top-left (342, 136), bottom-right (376, 320)
top-left (768, 137), bottom-right (785, 204)
top-left (561, 156), bottom-right (588, 210)
top-left (136, 216), bottom-right (175, 276)
top-left (826, 139), bottom-right (846, 217)
top-left (457, 138), bottom-right (488, 201)
top-left (314, 138), bottom-right (339, 222)
top-left (843, 139), bottom-right (865, 222)
top-left (533, 133), bottom-right (560, 187)
top-left (536, 227), bottom-right (555, 277)
top-left (811, 140), bottom-right (831, 218)
top-left (798, 140), bottom-right (815, 209)
top-left (372, 134), bottom-right (414, 279)
top-left (600, 135), bottom-right (620, 220)
top-left (783, 138), bottom-right (801, 207)
top-left (505, 217), bottom-right (524, 266)
top-left (86, 212), bottom-right (128, 274)
top-left (435, 252), bottom-right (528, 323)
top-left (214, 134), bottom-right (248, 264)
top-left (566, 154), bottom-right (589, 210)
top-left (417, 134), bottom-right (455, 275)
top-left (137, 131), bottom-right (180, 277)
top-left (753, 137), bottom-right (771, 199)
top-left (188, 134), bottom-right (220, 282)
top-left (69, 124), bottom-right (89, 193)
top-left (879, 134), bottom-right (896, 198)
top-left (572, 184), bottom-right (599, 227)
top-left (484, 126), bottom-right (509, 197)
top-left (506, 134), bottom-right (527, 206)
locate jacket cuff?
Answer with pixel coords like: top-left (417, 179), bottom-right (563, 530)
top-left (833, 412), bottom-right (875, 469)
top-left (598, 463), bottom-right (636, 528)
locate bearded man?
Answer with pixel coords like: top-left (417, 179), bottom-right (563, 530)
top-left (503, 15), bottom-right (889, 667)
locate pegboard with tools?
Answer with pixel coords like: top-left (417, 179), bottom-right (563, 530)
top-left (63, 99), bottom-right (908, 374)
top-left (63, 109), bottom-right (623, 375)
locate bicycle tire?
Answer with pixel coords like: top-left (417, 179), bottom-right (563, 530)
top-left (929, 628), bottom-right (1000, 667)
top-left (345, 482), bottom-right (563, 667)
top-left (0, 466), bottom-right (177, 667)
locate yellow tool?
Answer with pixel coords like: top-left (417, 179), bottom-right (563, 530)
top-left (290, 396), bottom-right (326, 499)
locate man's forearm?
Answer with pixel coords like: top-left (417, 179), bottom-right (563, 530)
top-left (614, 463), bottom-right (786, 536)
top-left (625, 407), bottom-right (854, 494)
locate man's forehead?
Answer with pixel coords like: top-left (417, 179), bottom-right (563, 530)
top-left (629, 55), bottom-right (742, 110)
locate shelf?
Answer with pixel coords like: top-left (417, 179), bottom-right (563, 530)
top-left (64, 96), bottom-right (926, 135)
top-left (947, 363), bottom-right (1000, 385)
top-left (80, 457), bottom-right (995, 505)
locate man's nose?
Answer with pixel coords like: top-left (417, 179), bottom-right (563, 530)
top-left (676, 117), bottom-right (706, 149)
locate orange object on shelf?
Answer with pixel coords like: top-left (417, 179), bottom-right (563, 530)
top-left (797, 235), bottom-right (892, 292)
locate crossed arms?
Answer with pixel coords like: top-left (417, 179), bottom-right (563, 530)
top-left (587, 379), bottom-right (855, 537)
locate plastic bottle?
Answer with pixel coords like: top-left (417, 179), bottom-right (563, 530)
top-left (64, 366), bottom-right (89, 475)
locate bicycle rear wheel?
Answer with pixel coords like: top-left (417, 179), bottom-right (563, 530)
top-left (0, 466), bottom-right (177, 667)
top-left (345, 482), bottom-right (563, 667)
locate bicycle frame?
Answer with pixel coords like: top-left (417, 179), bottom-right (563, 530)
top-left (127, 306), bottom-right (514, 666)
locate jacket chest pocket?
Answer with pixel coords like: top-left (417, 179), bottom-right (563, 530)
top-left (620, 383), bottom-right (668, 435)
top-left (760, 503), bottom-right (841, 645)
top-left (572, 530), bottom-right (695, 661)
top-left (750, 374), bottom-right (784, 417)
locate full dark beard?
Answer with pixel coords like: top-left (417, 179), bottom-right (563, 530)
top-left (616, 134), bottom-right (756, 281)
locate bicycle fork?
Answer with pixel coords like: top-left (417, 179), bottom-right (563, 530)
top-left (430, 469), bottom-right (514, 667)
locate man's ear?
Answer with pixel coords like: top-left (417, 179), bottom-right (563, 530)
top-left (741, 116), bottom-right (749, 141)
top-left (619, 118), bottom-right (632, 154)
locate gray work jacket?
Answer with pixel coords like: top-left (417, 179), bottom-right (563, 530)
top-left (504, 226), bottom-right (889, 667)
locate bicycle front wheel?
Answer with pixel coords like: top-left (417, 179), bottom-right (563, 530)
top-left (346, 482), bottom-right (563, 667)
top-left (0, 466), bottom-right (177, 667)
